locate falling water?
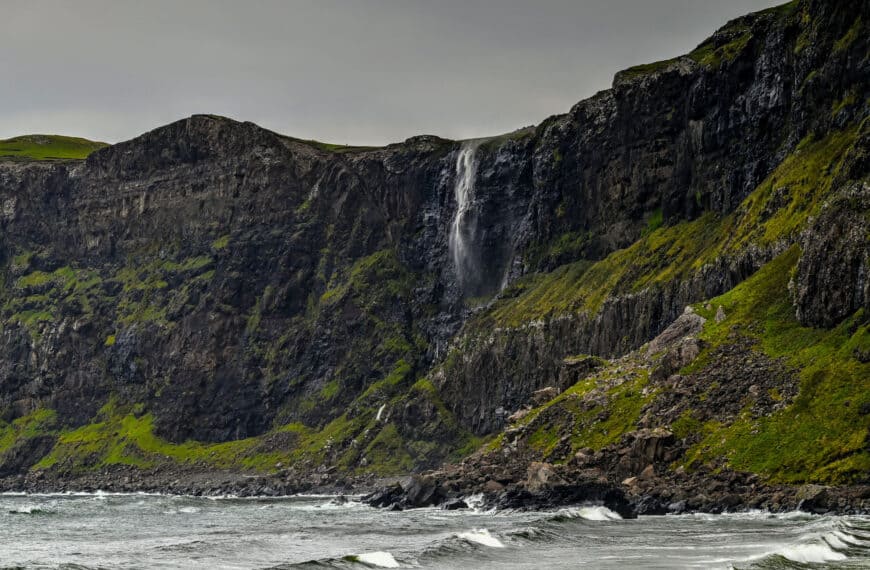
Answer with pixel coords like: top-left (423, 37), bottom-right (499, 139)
top-left (449, 141), bottom-right (480, 289)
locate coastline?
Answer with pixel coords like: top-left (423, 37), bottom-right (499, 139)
top-left (3, 464), bottom-right (867, 517)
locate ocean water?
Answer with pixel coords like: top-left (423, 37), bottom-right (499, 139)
top-left (1, 493), bottom-right (868, 569)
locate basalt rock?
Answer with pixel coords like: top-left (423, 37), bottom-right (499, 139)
top-left (0, 0), bottom-right (867, 492)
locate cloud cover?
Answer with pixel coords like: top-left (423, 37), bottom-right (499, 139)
top-left (1, 0), bottom-right (781, 145)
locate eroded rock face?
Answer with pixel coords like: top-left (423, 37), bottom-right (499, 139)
top-left (794, 180), bottom-right (870, 327)
top-left (0, 0), bottom-right (866, 480)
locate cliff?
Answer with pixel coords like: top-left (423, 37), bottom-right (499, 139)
top-left (0, 0), bottom-right (867, 498)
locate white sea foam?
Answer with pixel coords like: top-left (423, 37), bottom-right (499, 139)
top-left (356, 551), bottom-right (401, 567)
top-left (777, 542), bottom-right (847, 563)
top-left (7, 504), bottom-right (50, 514)
top-left (457, 528), bottom-right (505, 548)
top-left (463, 493), bottom-right (484, 510)
top-left (559, 505), bottom-right (622, 521)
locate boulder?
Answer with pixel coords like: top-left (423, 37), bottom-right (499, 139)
top-left (526, 462), bottom-right (565, 492)
top-left (646, 309), bottom-right (707, 356)
top-left (442, 498), bottom-right (468, 510)
top-left (531, 387), bottom-right (560, 406)
top-left (402, 474), bottom-right (446, 508)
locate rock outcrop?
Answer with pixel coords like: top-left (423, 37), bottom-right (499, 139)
top-left (0, 0), bottom-right (867, 502)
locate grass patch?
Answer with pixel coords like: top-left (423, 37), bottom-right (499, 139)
top-left (683, 248), bottom-right (870, 483)
top-left (0, 135), bottom-right (107, 161)
top-left (472, 125), bottom-right (859, 329)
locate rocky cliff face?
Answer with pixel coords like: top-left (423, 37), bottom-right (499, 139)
top-left (0, 0), bottom-right (867, 488)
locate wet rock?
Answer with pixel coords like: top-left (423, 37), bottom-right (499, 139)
top-left (402, 474), bottom-right (446, 508)
top-left (635, 495), bottom-right (668, 515)
top-left (526, 462), bottom-right (565, 492)
top-left (797, 484), bottom-right (831, 514)
top-left (442, 498), bottom-right (468, 510)
top-left (363, 483), bottom-right (404, 508)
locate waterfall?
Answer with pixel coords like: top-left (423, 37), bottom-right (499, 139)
top-left (375, 404), bottom-right (386, 422)
top-left (449, 140), bottom-right (480, 289)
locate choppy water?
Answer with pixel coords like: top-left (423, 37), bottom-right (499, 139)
top-left (1, 493), bottom-right (868, 569)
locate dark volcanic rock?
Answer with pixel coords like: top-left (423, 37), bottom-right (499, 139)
top-left (0, 0), bottom-right (867, 504)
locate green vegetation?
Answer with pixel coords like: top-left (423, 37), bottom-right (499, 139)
top-left (690, 31), bottom-right (752, 68)
top-left (476, 126), bottom-right (536, 152)
top-left (1, 264), bottom-right (103, 337)
top-left (524, 230), bottom-right (591, 270)
top-left (681, 248), bottom-right (870, 484)
top-left (618, 58), bottom-right (680, 80)
top-left (831, 90), bottom-right (858, 117)
top-left (34, 401), bottom-right (273, 471)
top-left (833, 16), bottom-right (861, 53)
top-left (617, 2), bottom-right (796, 79)
top-left (0, 135), bottom-right (107, 161)
top-left (319, 249), bottom-right (412, 307)
top-left (211, 234), bottom-right (230, 250)
top-left (279, 134), bottom-right (380, 154)
top-left (363, 423), bottom-right (414, 473)
top-left (472, 125), bottom-right (859, 329)
top-left (643, 208), bottom-right (664, 236)
top-left (0, 409), bottom-right (58, 457)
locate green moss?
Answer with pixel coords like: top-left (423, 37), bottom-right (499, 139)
top-left (643, 208), bottom-right (664, 236)
top-left (362, 423), bottom-right (414, 474)
top-left (683, 248), bottom-right (870, 484)
top-left (0, 135), bottom-right (107, 161)
top-left (319, 249), bottom-right (412, 307)
top-left (833, 16), bottom-right (861, 53)
top-left (290, 138), bottom-right (380, 154)
top-left (476, 127), bottom-right (535, 153)
top-left (793, 4), bottom-right (814, 54)
top-left (529, 423), bottom-right (561, 456)
top-left (671, 410), bottom-right (703, 440)
top-left (570, 371), bottom-right (653, 451)
top-left (618, 57), bottom-right (680, 80)
top-left (362, 360), bottom-right (413, 399)
top-left (481, 260), bottom-right (594, 327)
top-left (473, 125), bottom-right (859, 329)
top-left (525, 230), bottom-right (591, 269)
top-left (211, 234), bottom-right (230, 250)
top-left (690, 31), bottom-right (751, 68)
top-left (0, 409), bottom-right (57, 456)
top-left (104, 334), bottom-right (116, 347)
top-left (320, 379), bottom-right (341, 401)
top-left (110, 253), bottom-right (215, 325)
top-left (34, 400), bottom-right (307, 473)
top-left (831, 90), bottom-right (858, 117)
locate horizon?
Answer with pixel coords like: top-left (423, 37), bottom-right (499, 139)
top-left (4, 0), bottom-right (783, 146)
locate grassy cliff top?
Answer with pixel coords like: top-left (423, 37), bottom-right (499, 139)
top-left (0, 134), bottom-right (108, 161)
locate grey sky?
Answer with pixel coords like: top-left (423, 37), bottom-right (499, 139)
top-left (2, 0), bottom-right (782, 146)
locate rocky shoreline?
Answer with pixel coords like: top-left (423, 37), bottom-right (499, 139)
top-left (360, 457), bottom-right (870, 517)
top-left (3, 462), bottom-right (867, 518)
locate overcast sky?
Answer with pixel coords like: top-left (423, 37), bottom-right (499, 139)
top-left (2, 0), bottom-right (782, 146)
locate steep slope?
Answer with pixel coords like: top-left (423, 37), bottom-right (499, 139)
top-left (0, 0), bottom-right (867, 497)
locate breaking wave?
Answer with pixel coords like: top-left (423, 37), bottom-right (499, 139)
top-left (738, 517), bottom-right (870, 569)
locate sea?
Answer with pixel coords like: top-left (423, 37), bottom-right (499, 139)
top-left (1, 493), bottom-right (868, 569)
